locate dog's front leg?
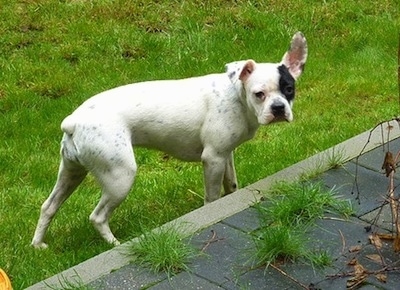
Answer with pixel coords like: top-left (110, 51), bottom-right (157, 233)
top-left (223, 151), bottom-right (238, 196)
top-left (201, 148), bottom-right (227, 204)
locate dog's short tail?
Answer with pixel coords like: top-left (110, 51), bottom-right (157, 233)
top-left (60, 115), bottom-right (81, 163)
top-left (61, 115), bottom-right (76, 135)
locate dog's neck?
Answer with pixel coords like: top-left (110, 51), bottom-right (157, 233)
top-left (235, 80), bottom-right (260, 138)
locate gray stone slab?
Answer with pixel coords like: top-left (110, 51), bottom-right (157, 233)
top-left (356, 138), bottom-right (400, 174)
top-left (150, 272), bottom-right (222, 289)
top-left (321, 242), bottom-right (400, 290)
top-left (274, 214), bottom-right (400, 290)
top-left (189, 223), bottom-right (255, 286)
top-left (359, 204), bottom-right (397, 232)
top-left (358, 285), bottom-right (390, 289)
top-left (270, 217), bottom-right (369, 288)
top-left (356, 243), bottom-right (400, 272)
top-left (231, 266), bottom-right (303, 290)
top-left (321, 162), bottom-right (390, 216)
top-left (308, 217), bottom-right (371, 258)
top-left (323, 271), bottom-right (400, 290)
top-left (221, 207), bottom-right (261, 233)
top-left (88, 263), bottom-right (166, 290)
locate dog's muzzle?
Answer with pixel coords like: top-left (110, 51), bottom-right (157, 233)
top-left (271, 102), bottom-right (289, 122)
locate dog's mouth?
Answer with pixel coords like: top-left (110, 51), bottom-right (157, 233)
top-left (273, 114), bottom-right (290, 122)
top-left (259, 108), bottom-right (293, 125)
top-left (262, 113), bottom-right (292, 125)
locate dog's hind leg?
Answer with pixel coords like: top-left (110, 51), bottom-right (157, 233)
top-left (89, 153), bottom-right (137, 246)
top-left (31, 158), bottom-right (87, 249)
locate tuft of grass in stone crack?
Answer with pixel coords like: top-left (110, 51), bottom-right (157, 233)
top-left (45, 273), bottom-right (93, 290)
top-left (299, 147), bottom-right (348, 181)
top-left (127, 225), bottom-right (199, 277)
top-left (252, 181), bottom-right (353, 267)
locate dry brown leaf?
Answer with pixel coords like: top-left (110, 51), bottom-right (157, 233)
top-left (347, 274), bottom-right (367, 289)
top-left (382, 151), bottom-right (396, 177)
top-left (369, 234), bottom-right (383, 249)
top-left (349, 245), bottom-right (362, 252)
top-left (347, 261), bottom-right (368, 289)
top-left (375, 273), bottom-right (387, 283)
top-left (347, 257), bottom-right (358, 265)
top-left (377, 233), bottom-right (395, 240)
top-left (394, 236), bottom-right (400, 252)
top-left (366, 254), bottom-right (383, 265)
top-left (354, 262), bottom-right (366, 275)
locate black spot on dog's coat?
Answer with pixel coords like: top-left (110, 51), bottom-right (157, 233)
top-left (278, 65), bottom-right (295, 102)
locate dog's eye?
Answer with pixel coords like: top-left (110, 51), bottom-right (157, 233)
top-left (255, 92), bottom-right (265, 99)
top-left (284, 85), bottom-right (295, 96)
top-left (285, 85), bottom-right (294, 95)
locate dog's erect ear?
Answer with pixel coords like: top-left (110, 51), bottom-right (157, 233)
top-left (225, 60), bottom-right (256, 84)
top-left (281, 32), bottom-right (308, 80)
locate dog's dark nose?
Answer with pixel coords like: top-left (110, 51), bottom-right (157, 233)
top-left (271, 103), bottom-right (285, 117)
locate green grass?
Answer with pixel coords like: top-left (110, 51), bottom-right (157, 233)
top-left (257, 182), bottom-right (353, 226)
top-left (252, 223), bottom-right (308, 267)
top-left (46, 273), bottom-right (92, 290)
top-left (253, 181), bottom-right (353, 267)
top-left (127, 225), bottom-right (198, 277)
top-left (0, 0), bottom-right (398, 288)
top-left (300, 146), bottom-right (348, 181)
top-left (307, 250), bottom-right (333, 268)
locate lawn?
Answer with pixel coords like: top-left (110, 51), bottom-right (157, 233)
top-left (0, 0), bottom-right (398, 288)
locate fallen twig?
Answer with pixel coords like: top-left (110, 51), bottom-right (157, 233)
top-left (201, 229), bottom-right (224, 252)
top-left (388, 150), bottom-right (400, 251)
top-left (339, 229), bottom-right (346, 255)
top-left (270, 263), bottom-right (309, 290)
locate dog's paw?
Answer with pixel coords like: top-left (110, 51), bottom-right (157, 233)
top-left (112, 239), bottom-right (121, 247)
top-left (31, 242), bottom-right (49, 249)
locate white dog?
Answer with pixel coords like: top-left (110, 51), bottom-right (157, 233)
top-left (32, 32), bottom-right (307, 248)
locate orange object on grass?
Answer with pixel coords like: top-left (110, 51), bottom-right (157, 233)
top-left (0, 269), bottom-right (12, 290)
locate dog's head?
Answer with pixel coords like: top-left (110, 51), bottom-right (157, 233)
top-left (226, 32), bottom-right (308, 125)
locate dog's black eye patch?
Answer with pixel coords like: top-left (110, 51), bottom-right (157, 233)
top-left (278, 65), bottom-right (295, 102)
